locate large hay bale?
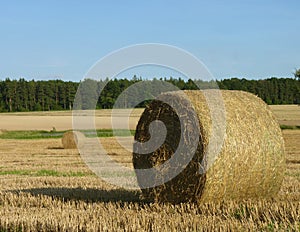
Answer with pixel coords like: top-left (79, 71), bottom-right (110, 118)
top-left (133, 90), bottom-right (285, 203)
top-left (62, 131), bottom-right (85, 149)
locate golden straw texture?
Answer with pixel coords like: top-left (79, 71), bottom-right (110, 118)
top-left (62, 131), bottom-right (85, 149)
top-left (133, 90), bottom-right (285, 203)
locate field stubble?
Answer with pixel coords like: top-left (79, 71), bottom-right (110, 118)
top-left (0, 131), bottom-right (299, 231)
top-left (0, 106), bottom-right (299, 231)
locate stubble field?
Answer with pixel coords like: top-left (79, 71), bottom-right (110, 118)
top-left (0, 106), bottom-right (299, 231)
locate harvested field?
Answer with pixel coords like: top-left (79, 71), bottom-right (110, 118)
top-left (0, 109), bottom-right (144, 131)
top-left (0, 105), bottom-right (298, 131)
top-left (0, 106), bottom-right (299, 230)
top-left (269, 105), bottom-right (300, 126)
top-left (0, 131), bottom-right (299, 230)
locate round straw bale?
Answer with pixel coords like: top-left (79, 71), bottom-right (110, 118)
top-left (62, 131), bottom-right (85, 149)
top-left (133, 90), bottom-right (285, 203)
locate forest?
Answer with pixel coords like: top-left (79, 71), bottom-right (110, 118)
top-left (0, 77), bottom-right (299, 112)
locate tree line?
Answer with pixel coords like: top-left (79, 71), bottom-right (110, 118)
top-left (0, 77), bottom-right (299, 112)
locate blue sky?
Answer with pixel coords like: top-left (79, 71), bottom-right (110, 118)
top-left (0, 0), bottom-right (299, 81)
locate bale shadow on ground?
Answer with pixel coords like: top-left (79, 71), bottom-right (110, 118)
top-left (47, 146), bottom-right (64, 150)
top-left (10, 187), bottom-right (144, 204)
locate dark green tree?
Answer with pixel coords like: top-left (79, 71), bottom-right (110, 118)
top-left (74, 79), bottom-right (99, 110)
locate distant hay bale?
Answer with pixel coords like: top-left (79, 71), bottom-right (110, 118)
top-left (62, 131), bottom-right (85, 149)
top-left (133, 90), bottom-right (285, 203)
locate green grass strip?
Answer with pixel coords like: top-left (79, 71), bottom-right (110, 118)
top-left (0, 169), bottom-right (91, 177)
top-left (0, 129), bottom-right (135, 139)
